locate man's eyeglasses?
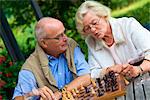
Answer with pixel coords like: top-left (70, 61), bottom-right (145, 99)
top-left (83, 18), bottom-right (101, 33)
top-left (44, 33), bottom-right (66, 41)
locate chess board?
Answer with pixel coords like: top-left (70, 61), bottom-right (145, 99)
top-left (62, 71), bottom-right (126, 100)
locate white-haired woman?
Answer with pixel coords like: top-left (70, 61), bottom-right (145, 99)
top-left (75, 1), bottom-right (150, 100)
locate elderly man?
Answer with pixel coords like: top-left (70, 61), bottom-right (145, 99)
top-left (13, 17), bottom-right (91, 100)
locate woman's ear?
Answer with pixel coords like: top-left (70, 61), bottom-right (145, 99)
top-left (39, 38), bottom-right (47, 48)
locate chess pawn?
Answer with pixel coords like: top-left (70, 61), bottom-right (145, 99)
top-left (62, 85), bottom-right (67, 93)
top-left (95, 78), bottom-right (100, 87)
top-left (72, 89), bottom-right (77, 97)
top-left (66, 91), bottom-right (75, 100)
top-left (123, 77), bottom-right (130, 85)
top-left (74, 88), bottom-right (79, 94)
top-left (62, 87), bottom-right (67, 100)
top-left (98, 88), bottom-right (104, 96)
top-left (91, 87), bottom-right (96, 95)
top-left (62, 95), bottom-right (69, 100)
top-left (80, 84), bottom-right (85, 90)
top-left (91, 79), bottom-right (97, 88)
top-left (62, 92), bottom-right (68, 100)
top-left (109, 71), bottom-right (115, 77)
top-left (85, 87), bottom-right (90, 93)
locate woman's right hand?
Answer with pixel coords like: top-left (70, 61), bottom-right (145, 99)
top-left (107, 64), bottom-right (123, 73)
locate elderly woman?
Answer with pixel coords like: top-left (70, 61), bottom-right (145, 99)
top-left (75, 1), bottom-right (150, 100)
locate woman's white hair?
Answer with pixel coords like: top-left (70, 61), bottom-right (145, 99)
top-left (75, 1), bottom-right (111, 38)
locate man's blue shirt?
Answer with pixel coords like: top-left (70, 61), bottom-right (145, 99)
top-left (47, 53), bottom-right (74, 89)
top-left (13, 46), bottom-right (90, 99)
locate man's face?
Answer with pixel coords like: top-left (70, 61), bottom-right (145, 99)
top-left (42, 20), bottom-right (68, 55)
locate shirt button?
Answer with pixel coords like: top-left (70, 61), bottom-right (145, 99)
top-left (58, 73), bottom-right (62, 75)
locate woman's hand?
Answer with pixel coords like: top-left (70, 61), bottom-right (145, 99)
top-left (121, 64), bottom-right (141, 78)
top-left (107, 64), bottom-right (123, 73)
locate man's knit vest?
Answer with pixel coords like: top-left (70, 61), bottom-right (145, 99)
top-left (21, 38), bottom-right (78, 92)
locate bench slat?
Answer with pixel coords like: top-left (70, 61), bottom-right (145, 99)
top-left (134, 82), bottom-right (145, 100)
top-left (143, 73), bottom-right (150, 100)
top-left (125, 82), bottom-right (134, 100)
top-left (116, 95), bottom-right (125, 100)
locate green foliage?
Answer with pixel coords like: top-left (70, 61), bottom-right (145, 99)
top-left (0, 0), bottom-right (149, 99)
top-left (1, 0), bottom-right (148, 60)
top-left (1, 0), bottom-right (37, 58)
top-left (0, 50), bottom-right (23, 100)
top-left (113, 2), bottom-right (150, 24)
top-left (12, 22), bottom-right (36, 58)
top-left (110, 0), bottom-right (142, 9)
top-left (1, 0), bottom-right (35, 26)
top-left (62, 5), bottom-right (88, 58)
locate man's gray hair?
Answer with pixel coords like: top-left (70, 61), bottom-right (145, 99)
top-left (35, 17), bottom-right (51, 41)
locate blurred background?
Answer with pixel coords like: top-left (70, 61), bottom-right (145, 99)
top-left (0, 0), bottom-right (150, 99)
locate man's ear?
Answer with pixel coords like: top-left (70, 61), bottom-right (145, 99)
top-left (39, 38), bottom-right (47, 48)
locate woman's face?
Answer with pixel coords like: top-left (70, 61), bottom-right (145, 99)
top-left (83, 11), bottom-right (108, 40)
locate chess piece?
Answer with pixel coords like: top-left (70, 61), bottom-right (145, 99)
top-left (91, 87), bottom-right (96, 95)
top-left (74, 88), bottom-right (79, 94)
top-left (72, 89), bottom-right (77, 97)
top-left (80, 84), bottom-right (85, 90)
top-left (66, 91), bottom-right (74, 100)
top-left (91, 79), bottom-right (97, 87)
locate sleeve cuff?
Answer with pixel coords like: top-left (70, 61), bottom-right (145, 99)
top-left (144, 55), bottom-right (150, 61)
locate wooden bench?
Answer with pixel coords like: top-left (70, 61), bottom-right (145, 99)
top-left (116, 72), bottom-right (150, 100)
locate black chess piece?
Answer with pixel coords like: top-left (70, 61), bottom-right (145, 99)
top-left (85, 87), bottom-right (90, 93)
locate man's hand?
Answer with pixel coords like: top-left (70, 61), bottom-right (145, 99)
top-left (14, 86), bottom-right (56, 100)
top-left (65, 74), bottom-right (91, 91)
top-left (54, 91), bottom-right (62, 100)
top-left (30, 86), bottom-right (56, 100)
